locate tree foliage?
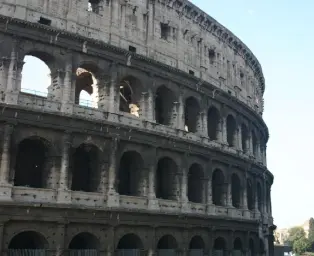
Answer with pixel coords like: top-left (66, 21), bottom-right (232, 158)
top-left (286, 226), bottom-right (310, 254)
top-left (309, 218), bottom-right (314, 252)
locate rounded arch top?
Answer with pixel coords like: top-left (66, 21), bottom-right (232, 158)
top-left (189, 236), bottom-right (205, 249)
top-left (117, 233), bottom-right (144, 249)
top-left (157, 235), bottom-right (178, 249)
top-left (8, 231), bottom-right (48, 249)
top-left (68, 232), bottom-right (100, 249)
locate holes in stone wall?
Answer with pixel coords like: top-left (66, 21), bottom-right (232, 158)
top-left (212, 169), bottom-right (225, 206)
top-left (231, 173), bottom-right (241, 208)
top-left (160, 23), bottom-right (170, 40)
top-left (156, 157), bottom-right (178, 200)
top-left (188, 163), bottom-right (204, 203)
top-left (118, 151), bottom-right (143, 196)
top-left (88, 0), bottom-right (101, 14)
top-left (184, 97), bottom-right (200, 133)
top-left (207, 107), bottom-right (220, 140)
top-left (70, 144), bottom-right (100, 192)
top-left (155, 86), bottom-right (176, 126)
top-left (14, 137), bottom-right (49, 188)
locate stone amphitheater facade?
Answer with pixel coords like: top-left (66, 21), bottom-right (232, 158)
top-left (0, 0), bottom-right (275, 255)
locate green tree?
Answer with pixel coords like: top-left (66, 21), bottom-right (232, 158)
top-left (287, 227), bottom-right (306, 245)
top-left (309, 218), bottom-right (314, 252)
top-left (293, 236), bottom-right (310, 254)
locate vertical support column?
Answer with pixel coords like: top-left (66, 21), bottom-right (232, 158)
top-left (148, 227), bottom-right (156, 256)
top-left (0, 221), bottom-right (4, 255)
top-left (108, 63), bottom-right (119, 114)
top-left (181, 153), bottom-right (189, 212)
top-left (237, 123), bottom-right (243, 151)
top-left (257, 141), bottom-right (262, 163)
top-left (106, 226), bottom-right (115, 256)
top-left (249, 131), bottom-right (254, 156)
top-left (107, 137), bottom-right (119, 207)
top-left (61, 59), bottom-right (73, 114)
top-left (201, 111), bottom-right (208, 137)
top-left (0, 57), bottom-right (10, 102)
top-left (242, 173), bottom-right (248, 210)
top-left (146, 87), bottom-right (155, 121)
top-left (57, 131), bottom-right (72, 204)
top-left (206, 159), bottom-right (214, 214)
top-left (139, 92), bottom-right (147, 119)
top-left (0, 123), bottom-right (14, 200)
top-left (147, 147), bottom-right (158, 210)
top-left (262, 176), bottom-right (267, 215)
top-left (55, 222), bottom-right (66, 256)
top-left (176, 90), bottom-right (185, 130)
top-left (146, 0), bottom-right (155, 57)
top-left (221, 116), bottom-right (228, 144)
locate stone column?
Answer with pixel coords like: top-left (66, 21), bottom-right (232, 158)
top-left (55, 222), bottom-right (66, 256)
top-left (146, 87), bottom-right (155, 121)
top-left (0, 222), bottom-right (4, 255)
top-left (139, 92), bottom-right (147, 119)
top-left (221, 116), bottom-right (228, 144)
top-left (61, 60), bottom-right (73, 114)
top-left (181, 155), bottom-right (189, 212)
top-left (0, 57), bottom-right (10, 100)
top-left (107, 137), bottom-right (119, 207)
top-left (147, 148), bottom-right (158, 210)
top-left (57, 132), bottom-right (72, 204)
top-left (242, 176), bottom-right (248, 210)
top-left (257, 142), bottom-right (262, 162)
top-left (263, 178), bottom-right (267, 214)
top-left (201, 111), bottom-right (208, 137)
top-left (237, 124), bottom-right (243, 151)
top-left (48, 69), bottom-right (64, 102)
top-left (176, 91), bottom-right (185, 130)
top-left (108, 64), bottom-right (119, 114)
top-left (0, 123), bottom-right (14, 200)
top-left (249, 133), bottom-right (254, 156)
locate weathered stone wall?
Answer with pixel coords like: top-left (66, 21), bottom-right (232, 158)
top-left (0, 0), bottom-right (265, 115)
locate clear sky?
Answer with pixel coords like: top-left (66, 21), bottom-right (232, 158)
top-left (21, 0), bottom-right (313, 229)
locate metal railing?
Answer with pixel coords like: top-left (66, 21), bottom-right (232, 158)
top-left (79, 99), bottom-right (96, 108)
top-left (116, 249), bottom-right (144, 256)
top-left (157, 249), bottom-right (177, 256)
top-left (69, 249), bottom-right (99, 256)
top-left (21, 88), bottom-right (48, 98)
top-left (212, 250), bottom-right (224, 256)
top-left (7, 249), bottom-right (46, 256)
top-left (189, 249), bottom-right (204, 256)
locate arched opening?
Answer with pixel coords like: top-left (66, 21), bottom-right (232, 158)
top-left (69, 232), bottom-right (100, 254)
top-left (207, 107), bottom-right (220, 140)
top-left (233, 238), bottom-right (243, 256)
top-left (70, 144), bottom-right (100, 192)
top-left (155, 86), bottom-right (176, 126)
top-left (75, 66), bottom-right (99, 108)
top-left (252, 131), bottom-right (257, 156)
top-left (249, 238), bottom-right (255, 256)
top-left (119, 76), bottom-right (143, 117)
top-left (257, 182), bottom-right (262, 212)
top-left (117, 234), bottom-right (143, 255)
top-left (188, 164), bottom-right (204, 203)
top-left (157, 235), bottom-right (178, 256)
top-left (189, 236), bottom-right (205, 256)
top-left (213, 237), bottom-right (226, 255)
top-left (156, 157), bottom-right (179, 200)
top-left (266, 182), bottom-right (271, 213)
top-left (184, 97), bottom-right (200, 133)
top-left (212, 169), bottom-right (225, 206)
top-left (227, 115), bottom-right (236, 147)
top-left (118, 151), bottom-right (144, 196)
top-left (21, 54), bottom-right (51, 97)
top-left (8, 231), bottom-right (48, 254)
top-left (247, 179), bottom-right (254, 211)
top-left (88, 0), bottom-right (101, 14)
top-left (231, 174), bottom-right (241, 208)
top-left (14, 137), bottom-right (49, 188)
top-left (241, 124), bottom-right (249, 153)
top-left (259, 239), bottom-right (265, 255)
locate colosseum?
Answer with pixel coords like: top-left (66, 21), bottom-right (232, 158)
top-left (0, 0), bottom-right (275, 255)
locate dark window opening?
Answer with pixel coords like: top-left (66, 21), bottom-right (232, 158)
top-left (233, 238), bottom-right (243, 252)
top-left (249, 239), bottom-right (255, 255)
top-left (247, 179), bottom-right (254, 210)
top-left (69, 233), bottom-right (99, 250)
top-left (231, 174), bottom-right (241, 208)
top-left (214, 237), bottom-right (226, 251)
top-left (14, 138), bottom-right (48, 188)
top-left (212, 169), bottom-right (225, 206)
top-left (155, 86), bottom-right (175, 126)
top-left (160, 23), bottom-right (170, 40)
top-left (119, 76), bottom-right (142, 117)
top-left (117, 234), bottom-right (143, 249)
top-left (129, 46), bottom-right (137, 53)
top-left (189, 236), bottom-right (205, 250)
top-left (185, 97), bottom-right (200, 133)
top-left (38, 17), bottom-right (52, 26)
top-left (9, 231), bottom-right (48, 250)
top-left (208, 49), bottom-right (215, 58)
top-left (156, 157), bottom-right (178, 200)
top-left (207, 107), bottom-right (220, 140)
top-left (88, 0), bottom-right (101, 13)
top-left (70, 144), bottom-right (100, 192)
top-left (188, 164), bottom-right (204, 203)
top-left (118, 151), bottom-right (143, 196)
top-left (241, 124), bottom-right (249, 153)
top-left (257, 182), bottom-right (262, 212)
top-left (227, 115), bottom-right (236, 147)
top-left (189, 70), bottom-right (195, 75)
top-left (157, 235), bottom-right (178, 249)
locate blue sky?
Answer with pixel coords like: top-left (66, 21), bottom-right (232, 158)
top-left (21, 1), bottom-right (313, 228)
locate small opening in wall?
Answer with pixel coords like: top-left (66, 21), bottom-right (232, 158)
top-left (240, 72), bottom-right (244, 78)
top-left (228, 90), bottom-right (232, 95)
top-left (88, 0), bottom-right (101, 14)
top-left (38, 17), bottom-right (52, 26)
top-left (160, 23), bottom-right (170, 40)
top-left (129, 46), bottom-right (137, 53)
top-left (208, 49), bottom-right (215, 58)
top-left (189, 70), bottom-right (195, 76)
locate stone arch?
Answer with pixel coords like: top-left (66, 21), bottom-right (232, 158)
top-left (156, 157), bottom-right (179, 200)
top-left (68, 232), bottom-right (100, 250)
top-left (117, 234), bottom-right (144, 249)
top-left (70, 143), bottom-right (101, 192)
top-left (155, 85), bottom-right (176, 126)
top-left (233, 237), bottom-right (243, 254)
top-left (247, 179), bottom-right (254, 210)
top-left (119, 75), bottom-right (144, 117)
top-left (213, 237), bottom-right (226, 252)
top-left (117, 151), bottom-right (144, 196)
top-left (252, 130), bottom-right (258, 156)
top-left (157, 235), bottom-right (178, 249)
top-left (231, 173), bottom-right (241, 208)
top-left (21, 51), bottom-right (54, 97)
top-left (189, 236), bottom-right (205, 249)
top-left (257, 182), bottom-right (263, 212)
top-left (188, 163), bottom-right (204, 203)
top-left (14, 136), bottom-right (51, 188)
top-left (227, 114), bottom-right (237, 147)
top-left (184, 96), bottom-right (201, 133)
top-left (75, 62), bottom-right (100, 108)
top-left (207, 106), bottom-right (221, 140)
top-left (241, 124), bottom-right (249, 153)
top-left (8, 231), bottom-right (48, 251)
top-left (212, 169), bottom-right (225, 206)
